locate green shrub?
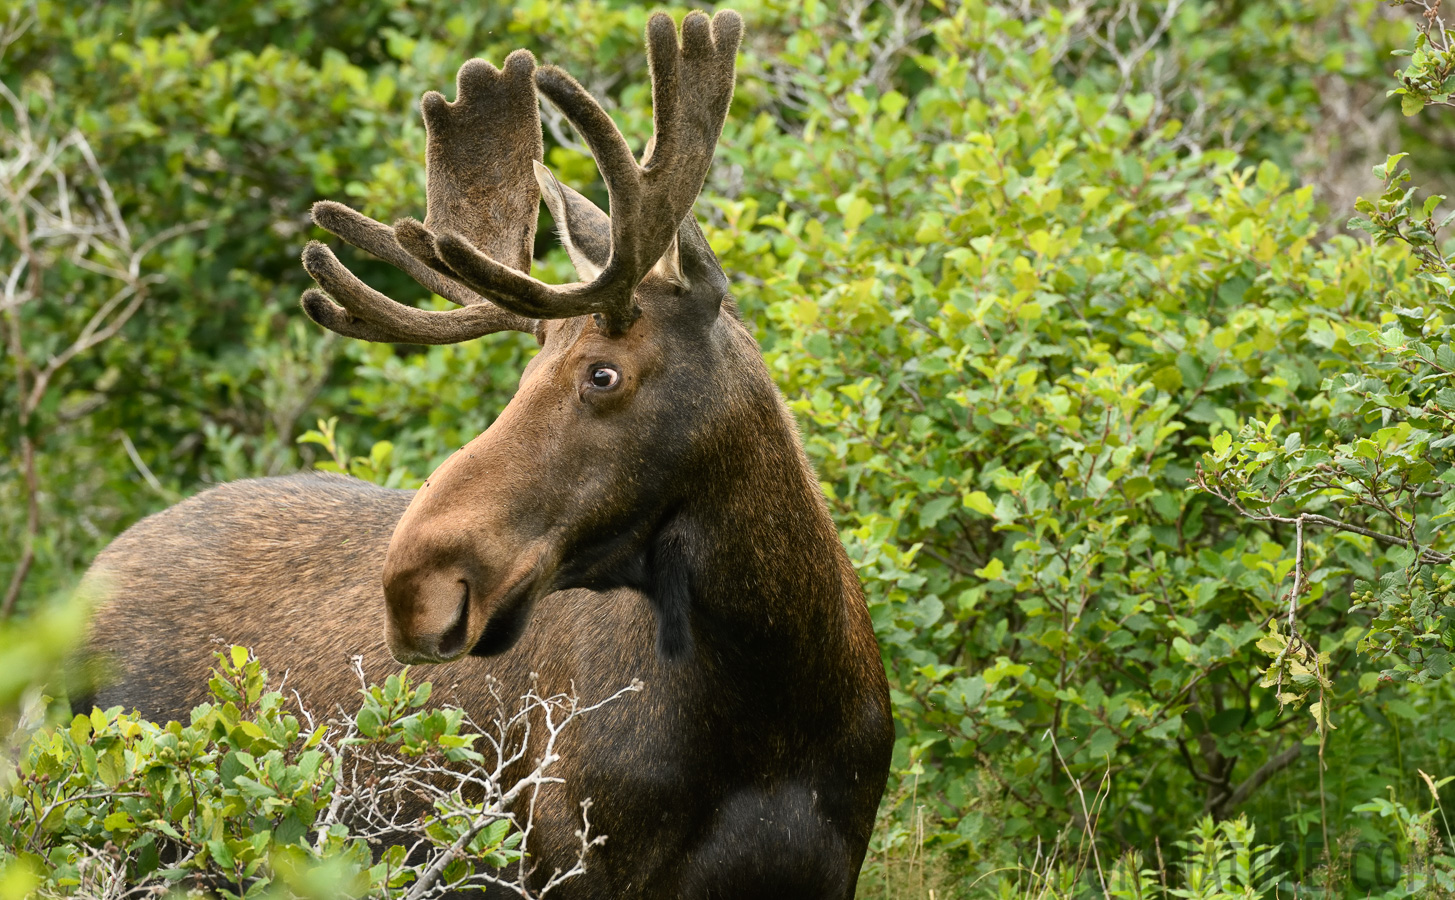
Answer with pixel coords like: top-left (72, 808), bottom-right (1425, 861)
top-left (0, 647), bottom-right (633, 898)
top-left (709, 0), bottom-right (1438, 862)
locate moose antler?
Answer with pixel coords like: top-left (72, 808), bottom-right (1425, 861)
top-left (398, 10), bottom-right (742, 334)
top-left (299, 50), bottom-right (543, 344)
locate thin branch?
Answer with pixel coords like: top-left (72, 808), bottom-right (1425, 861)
top-left (1194, 467), bottom-right (1453, 564)
top-left (117, 430), bottom-right (168, 497)
top-left (0, 76), bottom-right (201, 615)
top-left (1043, 727), bottom-right (1109, 895)
top-left (1222, 741), bottom-right (1304, 812)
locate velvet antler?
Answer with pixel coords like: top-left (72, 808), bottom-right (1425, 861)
top-left (397, 10), bottom-right (742, 334)
top-left (300, 50), bottom-right (543, 344)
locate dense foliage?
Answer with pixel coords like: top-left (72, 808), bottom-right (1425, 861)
top-left (0, 647), bottom-right (621, 898)
top-left (9, 0), bottom-right (1455, 896)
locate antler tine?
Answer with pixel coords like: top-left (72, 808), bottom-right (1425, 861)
top-left (300, 242), bottom-right (532, 344)
top-left (300, 50), bottom-right (543, 344)
top-left (305, 202), bottom-right (536, 341)
top-left (410, 10), bottom-right (743, 334)
top-left (311, 201), bottom-right (488, 310)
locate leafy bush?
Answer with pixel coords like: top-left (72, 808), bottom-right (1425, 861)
top-left (711, 0), bottom-right (1440, 862)
top-left (0, 647), bottom-right (632, 898)
top-left (1106, 815), bottom-right (1281, 900)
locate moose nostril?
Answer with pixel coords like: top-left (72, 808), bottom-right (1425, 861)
top-left (435, 579), bottom-right (472, 659)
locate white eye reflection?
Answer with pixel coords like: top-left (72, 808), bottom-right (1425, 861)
top-left (589, 365), bottom-right (621, 390)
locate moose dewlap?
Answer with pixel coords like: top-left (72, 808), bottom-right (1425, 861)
top-left (81, 11), bottom-right (893, 897)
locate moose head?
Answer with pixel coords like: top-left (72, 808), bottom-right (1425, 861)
top-left (300, 12), bottom-right (756, 665)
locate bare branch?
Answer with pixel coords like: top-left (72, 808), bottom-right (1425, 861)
top-left (1193, 466), bottom-right (1453, 565)
top-left (326, 671), bottom-right (641, 899)
top-left (0, 77), bottom-right (201, 615)
top-left (1222, 741), bottom-right (1303, 812)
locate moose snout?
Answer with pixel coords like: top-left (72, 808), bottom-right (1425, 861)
top-left (383, 564), bottom-right (476, 664)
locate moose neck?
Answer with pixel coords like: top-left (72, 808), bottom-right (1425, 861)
top-left (667, 358), bottom-right (857, 677)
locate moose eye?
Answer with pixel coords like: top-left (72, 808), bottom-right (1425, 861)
top-left (588, 364), bottom-right (621, 390)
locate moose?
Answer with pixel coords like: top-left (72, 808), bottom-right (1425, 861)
top-left (81, 10), bottom-right (893, 897)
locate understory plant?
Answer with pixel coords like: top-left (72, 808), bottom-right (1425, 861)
top-left (0, 647), bottom-right (635, 899)
top-left (711, 0), bottom-right (1429, 866)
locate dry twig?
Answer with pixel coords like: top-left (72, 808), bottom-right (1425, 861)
top-left (0, 75), bottom-right (203, 615)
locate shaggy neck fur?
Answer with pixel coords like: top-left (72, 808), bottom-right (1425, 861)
top-left (659, 329), bottom-right (862, 699)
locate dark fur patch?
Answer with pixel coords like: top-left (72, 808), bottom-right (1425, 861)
top-left (470, 584), bottom-right (539, 657)
top-left (546, 514), bottom-right (696, 662)
top-left (648, 525), bottom-right (695, 661)
top-left (683, 784), bottom-right (852, 899)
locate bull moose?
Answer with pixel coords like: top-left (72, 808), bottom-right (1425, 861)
top-left (81, 10), bottom-right (894, 897)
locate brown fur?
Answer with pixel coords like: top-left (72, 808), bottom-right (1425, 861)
top-left (85, 446), bottom-right (891, 898)
top-left (83, 12), bottom-right (893, 898)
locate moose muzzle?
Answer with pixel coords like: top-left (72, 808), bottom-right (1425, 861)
top-left (383, 561), bottom-right (478, 664)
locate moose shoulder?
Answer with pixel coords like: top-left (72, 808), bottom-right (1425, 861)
top-left (81, 11), bottom-right (893, 897)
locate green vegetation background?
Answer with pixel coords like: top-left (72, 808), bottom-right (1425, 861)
top-left (9, 0), bottom-right (1455, 895)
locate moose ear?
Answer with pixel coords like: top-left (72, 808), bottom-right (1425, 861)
top-left (533, 160), bottom-right (610, 282)
top-left (673, 217), bottom-right (731, 323)
top-left (647, 231), bottom-right (688, 290)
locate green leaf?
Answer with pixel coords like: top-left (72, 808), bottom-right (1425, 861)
top-left (207, 838), bottom-right (234, 869)
top-left (918, 495), bottom-right (956, 529)
top-left (1151, 365), bottom-right (1183, 392)
top-left (1374, 152), bottom-right (1410, 180)
top-left (878, 90), bottom-right (907, 118)
top-left (370, 74), bottom-right (396, 107)
top-left (963, 490), bottom-right (995, 516)
top-left (837, 193), bottom-right (874, 232)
